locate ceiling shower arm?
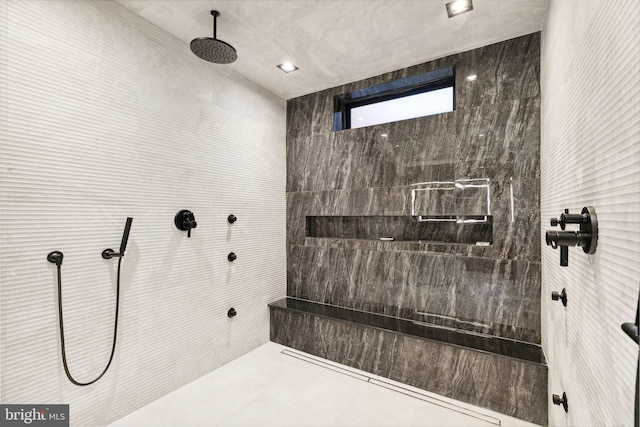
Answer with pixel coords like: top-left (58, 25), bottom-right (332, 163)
top-left (212, 10), bottom-right (219, 39)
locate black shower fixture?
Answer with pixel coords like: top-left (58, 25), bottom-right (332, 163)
top-left (175, 210), bottom-right (197, 238)
top-left (552, 392), bottom-right (569, 413)
top-left (47, 217), bottom-right (133, 386)
top-left (190, 10), bottom-right (237, 64)
top-left (103, 217), bottom-right (133, 259)
top-left (551, 288), bottom-right (568, 307)
top-left (47, 251), bottom-right (64, 266)
top-left (545, 206), bottom-right (598, 267)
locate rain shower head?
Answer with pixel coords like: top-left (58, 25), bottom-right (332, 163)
top-left (191, 10), bottom-right (237, 64)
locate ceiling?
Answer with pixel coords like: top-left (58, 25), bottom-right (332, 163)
top-left (116, 0), bottom-right (548, 100)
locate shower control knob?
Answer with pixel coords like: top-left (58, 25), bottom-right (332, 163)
top-left (228, 252), bottom-right (237, 262)
top-left (550, 209), bottom-right (588, 230)
top-left (552, 392), bottom-right (568, 412)
top-left (227, 308), bottom-right (237, 318)
top-left (545, 207), bottom-right (598, 266)
top-left (175, 210), bottom-right (197, 238)
top-left (228, 214), bottom-right (237, 224)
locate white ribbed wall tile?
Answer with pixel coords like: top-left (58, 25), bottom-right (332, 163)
top-left (0, 1), bottom-right (286, 426)
top-left (541, 1), bottom-right (639, 426)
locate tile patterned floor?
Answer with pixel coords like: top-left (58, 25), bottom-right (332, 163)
top-left (109, 342), bottom-right (542, 427)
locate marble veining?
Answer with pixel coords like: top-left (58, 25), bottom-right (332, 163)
top-left (270, 303), bottom-right (548, 425)
top-left (281, 32), bottom-right (543, 423)
top-left (287, 245), bottom-right (541, 343)
top-left (285, 32), bottom-right (541, 341)
top-left (270, 298), bottom-right (544, 363)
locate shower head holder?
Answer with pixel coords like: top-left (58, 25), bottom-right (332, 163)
top-left (102, 218), bottom-right (133, 259)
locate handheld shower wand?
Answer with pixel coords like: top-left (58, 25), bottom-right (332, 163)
top-left (47, 217), bottom-right (133, 386)
top-left (102, 217), bottom-right (133, 259)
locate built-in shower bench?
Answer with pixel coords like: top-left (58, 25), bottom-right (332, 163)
top-left (269, 297), bottom-right (548, 425)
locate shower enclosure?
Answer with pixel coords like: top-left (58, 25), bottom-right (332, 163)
top-left (273, 32), bottom-right (546, 425)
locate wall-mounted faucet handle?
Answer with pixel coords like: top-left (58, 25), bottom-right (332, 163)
top-left (183, 219), bottom-right (197, 238)
top-left (545, 230), bottom-right (589, 267)
top-left (175, 210), bottom-right (197, 238)
top-left (550, 209), bottom-right (587, 230)
top-left (545, 230), bottom-right (591, 248)
top-left (550, 208), bottom-right (569, 229)
top-left (545, 207), bottom-right (598, 266)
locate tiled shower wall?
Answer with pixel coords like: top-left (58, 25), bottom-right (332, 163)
top-left (540, 1), bottom-right (640, 426)
top-left (0, 1), bottom-right (285, 426)
top-left (287, 33), bottom-right (542, 344)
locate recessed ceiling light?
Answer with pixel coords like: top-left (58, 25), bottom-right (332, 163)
top-left (277, 62), bottom-right (298, 73)
top-left (466, 74), bottom-right (477, 81)
top-left (446, 0), bottom-right (473, 18)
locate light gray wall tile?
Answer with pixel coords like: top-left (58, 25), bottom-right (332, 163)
top-left (541, 1), bottom-right (640, 426)
top-left (0, 1), bottom-right (286, 425)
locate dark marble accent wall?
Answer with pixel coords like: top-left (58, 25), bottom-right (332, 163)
top-left (286, 34), bottom-right (541, 343)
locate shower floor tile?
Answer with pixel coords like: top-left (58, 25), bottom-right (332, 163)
top-left (108, 342), bottom-right (542, 427)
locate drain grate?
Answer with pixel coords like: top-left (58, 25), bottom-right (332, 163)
top-left (280, 348), bottom-right (502, 426)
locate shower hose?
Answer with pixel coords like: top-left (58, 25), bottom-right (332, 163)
top-left (54, 257), bottom-right (122, 386)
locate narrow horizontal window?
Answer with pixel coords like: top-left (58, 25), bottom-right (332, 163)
top-left (350, 87), bottom-right (453, 129)
top-left (334, 66), bottom-right (455, 131)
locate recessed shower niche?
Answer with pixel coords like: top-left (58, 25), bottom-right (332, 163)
top-left (306, 179), bottom-right (493, 245)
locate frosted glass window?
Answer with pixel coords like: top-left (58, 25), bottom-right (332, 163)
top-left (333, 67), bottom-right (455, 131)
top-left (350, 87), bottom-right (454, 129)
